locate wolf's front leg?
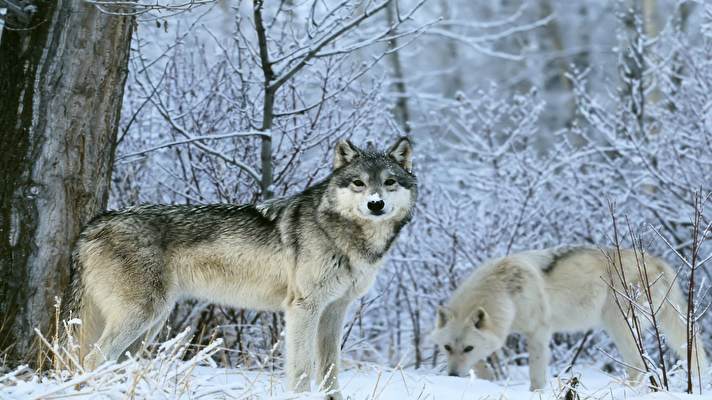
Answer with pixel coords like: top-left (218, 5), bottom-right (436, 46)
top-left (316, 297), bottom-right (351, 400)
top-left (285, 298), bottom-right (320, 393)
top-left (474, 359), bottom-right (495, 381)
top-left (526, 332), bottom-right (551, 391)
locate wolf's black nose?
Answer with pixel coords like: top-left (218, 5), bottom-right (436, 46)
top-left (449, 372), bottom-right (459, 377)
top-left (367, 200), bottom-right (385, 211)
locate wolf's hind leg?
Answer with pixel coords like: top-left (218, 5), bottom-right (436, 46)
top-left (316, 297), bottom-right (351, 400)
top-left (84, 308), bottom-right (158, 369)
top-left (125, 314), bottom-right (169, 359)
top-left (602, 312), bottom-right (647, 384)
top-left (657, 293), bottom-right (709, 378)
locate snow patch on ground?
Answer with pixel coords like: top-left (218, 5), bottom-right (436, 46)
top-left (2, 362), bottom-right (709, 399)
top-left (2, 332), bottom-right (708, 399)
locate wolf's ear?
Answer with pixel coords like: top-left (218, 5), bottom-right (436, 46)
top-left (436, 306), bottom-right (453, 328)
top-left (334, 140), bottom-right (360, 169)
top-left (471, 307), bottom-right (488, 330)
top-left (387, 136), bottom-right (413, 172)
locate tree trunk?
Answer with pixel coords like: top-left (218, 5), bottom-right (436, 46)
top-left (254, 0), bottom-right (275, 200)
top-left (385, 0), bottom-right (411, 133)
top-left (439, 0), bottom-right (463, 98)
top-left (0, 0), bottom-right (133, 365)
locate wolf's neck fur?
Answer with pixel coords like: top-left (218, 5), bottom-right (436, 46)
top-left (316, 209), bottom-right (403, 265)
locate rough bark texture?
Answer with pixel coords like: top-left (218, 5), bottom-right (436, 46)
top-left (385, 0), bottom-right (411, 133)
top-left (0, 0), bottom-right (133, 365)
top-left (254, 0), bottom-right (275, 200)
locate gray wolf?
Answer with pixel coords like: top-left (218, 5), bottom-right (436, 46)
top-left (61, 138), bottom-right (416, 399)
top-left (430, 246), bottom-right (708, 390)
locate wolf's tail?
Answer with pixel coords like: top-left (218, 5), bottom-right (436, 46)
top-left (60, 248), bottom-right (81, 324)
top-left (655, 258), bottom-right (709, 376)
top-left (59, 244), bottom-right (103, 364)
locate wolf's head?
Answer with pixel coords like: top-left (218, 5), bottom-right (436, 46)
top-left (430, 306), bottom-right (503, 377)
top-left (325, 137), bottom-right (416, 222)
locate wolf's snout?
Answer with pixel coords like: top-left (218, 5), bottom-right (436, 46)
top-left (367, 200), bottom-right (385, 212)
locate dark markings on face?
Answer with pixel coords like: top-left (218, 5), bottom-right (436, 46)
top-left (334, 172), bottom-right (362, 188)
top-left (444, 344), bottom-right (474, 354)
top-left (332, 150), bottom-right (416, 191)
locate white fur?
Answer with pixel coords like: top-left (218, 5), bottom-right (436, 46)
top-left (367, 193), bottom-right (382, 202)
top-left (430, 247), bottom-right (709, 391)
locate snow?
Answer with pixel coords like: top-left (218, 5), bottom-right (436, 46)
top-left (2, 362), bottom-right (709, 399)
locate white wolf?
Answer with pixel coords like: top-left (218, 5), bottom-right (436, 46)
top-left (62, 138), bottom-right (417, 399)
top-left (430, 246), bottom-right (708, 390)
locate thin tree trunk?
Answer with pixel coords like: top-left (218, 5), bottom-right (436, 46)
top-left (540, 0), bottom-right (583, 141)
top-left (385, 1), bottom-right (411, 133)
top-left (541, 0), bottom-right (571, 93)
top-left (439, 0), bottom-right (463, 98)
top-left (618, 1), bottom-right (646, 140)
top-left (642, 0), bottom-right (661, 107)
top-left (254, 0), bottom-right (275, 200)
top-left (0, 0), bottom-right (133, 365)
top-left (667, 1), bottom-right (692, 112)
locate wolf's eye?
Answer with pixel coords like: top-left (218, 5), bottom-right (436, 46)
top-left (444, 345), bottom-right (452, 353)
top-left (463, 346), bottom-right (474, 353)
top-left (384, 178), bottom-right (396, 186)
top-left (353, 179), bottom-right (365, 187)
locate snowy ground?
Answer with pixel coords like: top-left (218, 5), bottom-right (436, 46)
top-left (2, 363), bottom-right (709, 399)
top-left (2, 332), bottom-right (709, 399)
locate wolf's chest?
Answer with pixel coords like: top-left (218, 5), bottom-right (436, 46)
top-left (314, 221), bottom-right (398, 300)
top-left (341, 258), bottom-right (383, 299)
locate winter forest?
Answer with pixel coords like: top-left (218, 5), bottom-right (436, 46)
top-left (1, 0), bottom-right (712, 399)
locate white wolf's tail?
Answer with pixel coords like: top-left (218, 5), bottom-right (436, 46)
top-left (656, 259), bottom-right (709, 377)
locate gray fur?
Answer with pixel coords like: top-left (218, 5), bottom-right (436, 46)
top-left (62, 137), bottom-right (417, 399)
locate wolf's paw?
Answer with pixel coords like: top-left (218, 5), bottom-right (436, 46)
top-left (529, 384), bottom-right (545, 392)
top-left (326, 391), bottom-right (344, 400)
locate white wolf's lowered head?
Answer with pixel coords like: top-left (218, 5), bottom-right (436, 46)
top-left (432, 306), bottom-right (502, 378)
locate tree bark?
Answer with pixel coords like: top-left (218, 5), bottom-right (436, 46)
top-left (385, 0), bottom-right (411, 133)
top-left (254, 0), bottom-right (275, 200)
top-left (439, 0), bottom-right (463, 98)
top-left (0, 0), bottom-right (133, 365)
